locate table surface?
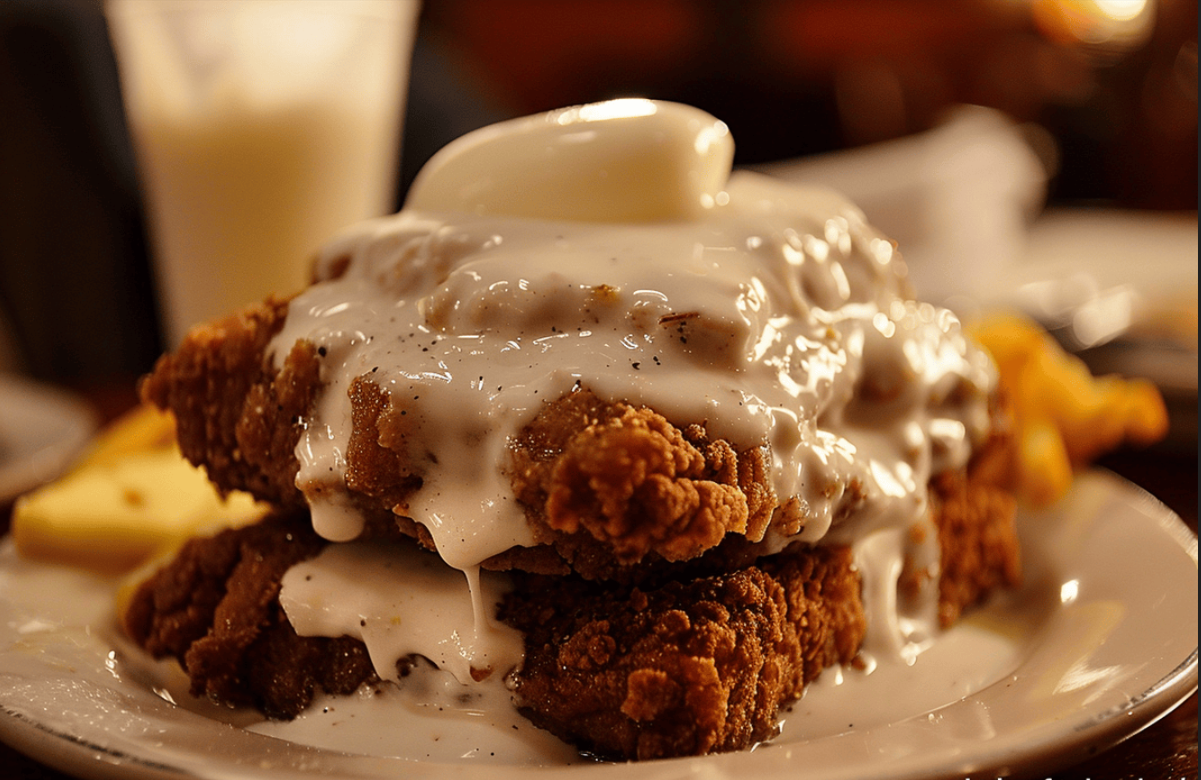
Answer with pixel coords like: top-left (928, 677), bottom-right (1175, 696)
top-left (1, 382), bottom-right (1196, 780)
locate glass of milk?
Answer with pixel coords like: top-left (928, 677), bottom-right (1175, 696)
top-left (106, 0), bottom-right (420, 346)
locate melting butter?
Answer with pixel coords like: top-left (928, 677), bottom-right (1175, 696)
top-left (405, 99), bottom-right (733, 223)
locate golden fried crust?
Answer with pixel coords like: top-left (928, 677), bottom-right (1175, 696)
top-left (122, 511), bottom-right (376, 718)
top-left (119, 449), bottom-right (1018, 758)
top-left (926, 467), bottom-right (1020, 627)
top-left (501, 545), bottom-right (864, 760)
top-left (121, 513), bottom-right (863, 759)
top-left (139, 297), bottom-right (313, 509)
top-left (507, 387), bottom-right (777, 571)
top-left (901, 407), bottom-right (1021, 628)
top-left (344, 377), bottom-right (424, 514)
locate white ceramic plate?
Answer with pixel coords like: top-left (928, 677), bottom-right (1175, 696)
top-left (0, 471), bottom-right (1196, 780)
top-left (0, 374), bottom-right (97, 504)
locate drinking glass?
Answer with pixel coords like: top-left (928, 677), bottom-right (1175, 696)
top-left (107, 0), bottom-right (420, 345)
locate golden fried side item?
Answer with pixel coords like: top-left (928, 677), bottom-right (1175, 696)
top-left (968, 313), bottom-right (1169, 507)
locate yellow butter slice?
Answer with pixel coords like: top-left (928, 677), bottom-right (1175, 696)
top-left (12, 446), bottom-right (267, 574)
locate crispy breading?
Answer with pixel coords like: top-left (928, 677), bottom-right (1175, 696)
top-left (138, 297), bottom-right (312, 510)
top-left (501, 545), bottom-right (863, 759)
top-left (902, 408), bottom-right (1021, 628)
top-left (509, 387), bottom-right (777, 564)
top-left (121, 512), bottom-right (863, 758)
top-left (141, 311), bottom-right (783, 578)
top-left (118, 448), bottom-right (1018, 759)
top-left (121, 510), bottom-right (376, 718)
top-left (925, 468), bottom-right (1020, 628)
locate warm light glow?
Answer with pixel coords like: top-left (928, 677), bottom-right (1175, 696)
top-left (562, 98), bottom-right (658, 125)
top-left (1060, 579), bottom-right (1080, 604)
top-left (1032, 0), bottom-right (1156, 51)
top-left (1095, 0), bottom-right (1148, 22)
top-left (694, 121), bottom-right (730, 155)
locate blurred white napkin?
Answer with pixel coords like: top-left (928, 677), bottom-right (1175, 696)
top-left (753, 104), bottom-right (1048, 304)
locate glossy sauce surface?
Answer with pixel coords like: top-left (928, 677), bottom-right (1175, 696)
top-left (280, 540), bottom-right (523, 686)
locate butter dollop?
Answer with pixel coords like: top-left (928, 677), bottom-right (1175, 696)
top-left (405, 99), bottom-right (734, 222)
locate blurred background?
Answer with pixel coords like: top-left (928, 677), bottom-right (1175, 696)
top-left (0, 0), bottom-right (1195, 387)
top-left (1, 7), bottom-right (1196, 776)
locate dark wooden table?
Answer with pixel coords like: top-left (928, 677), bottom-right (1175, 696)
top-left (1, 382), bottom-right (1196, 780)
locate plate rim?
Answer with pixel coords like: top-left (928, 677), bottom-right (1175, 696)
top-left (0, 374), bottom-right (98, 504)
